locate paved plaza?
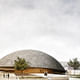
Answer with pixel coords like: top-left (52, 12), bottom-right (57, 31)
top-left (0, 72), bottom-right (69, 80)
top-left (0, 72), bottom-right (19, 80)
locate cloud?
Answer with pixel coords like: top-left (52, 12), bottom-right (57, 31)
top-left (0, 0), bottom-right (80, 61)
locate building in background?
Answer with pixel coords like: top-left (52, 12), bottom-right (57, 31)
top-left (61, 61), bottom-right (80, 75)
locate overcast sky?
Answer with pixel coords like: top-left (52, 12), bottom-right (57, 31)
top-left (0, 0), bottom-right (80, 61)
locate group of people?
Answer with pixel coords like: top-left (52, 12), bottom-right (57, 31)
top-left (3, 73), bottom-right (10, 79)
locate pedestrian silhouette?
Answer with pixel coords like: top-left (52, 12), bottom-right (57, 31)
top-left (7, 73), bottom-right (9, 79)
top-left (3, 73), bottom-right (5, 78)
top-left (44, 72), bottom-right (48, 76)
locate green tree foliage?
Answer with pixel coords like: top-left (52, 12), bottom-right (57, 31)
top-left (14, 57), bottom-right (29, 71)
top-left (68, 58), bottom-right (80, 70)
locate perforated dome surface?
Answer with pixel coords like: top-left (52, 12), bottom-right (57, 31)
top-left (0, 50), bottom-right (65, 72)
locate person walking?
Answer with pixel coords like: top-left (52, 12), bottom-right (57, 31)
top-left (7, 73), bottom-right (9, 79)
top-left (3, 73), bottom-right (5, 78)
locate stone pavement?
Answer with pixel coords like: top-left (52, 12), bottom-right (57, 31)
top-left (0, 77), bottom-right (19, 80)
top-left (0, 72), bottom-right (69, 80)
top-left (0, 76), bottom-right (20, 80)
top-left (0, 72), bottom-right (19, 80)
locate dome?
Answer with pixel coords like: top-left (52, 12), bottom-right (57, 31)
top-left (0, 50), bottom-right (65, 72)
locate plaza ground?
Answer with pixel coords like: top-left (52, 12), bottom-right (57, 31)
top-left (0, 72), bottom-right (69, 80)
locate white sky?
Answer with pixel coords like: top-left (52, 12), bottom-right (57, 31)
top-left (0, 0), bottom-right (80, 61)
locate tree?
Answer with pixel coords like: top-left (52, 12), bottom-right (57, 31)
top-left (14, 57), bottom-right (29, 76)
top-left (67, 58), bottom-right (80, 75)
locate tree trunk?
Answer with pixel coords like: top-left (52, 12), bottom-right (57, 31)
top-left (74, 69), bottom-right (75, 75)
top-left (21, 70), bottom-right (24, 78)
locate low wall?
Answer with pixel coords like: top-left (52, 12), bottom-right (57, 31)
top-left (20, 77), bottom-right (69, 80)
top-left (52, 77), bottom-right (69, 80)
top-left (19, 75), bottom-right (69, 80)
